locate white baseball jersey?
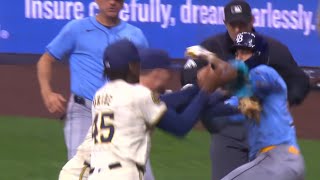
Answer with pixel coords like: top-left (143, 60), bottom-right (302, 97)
top-left (90, 80), bottom-right (167, 168)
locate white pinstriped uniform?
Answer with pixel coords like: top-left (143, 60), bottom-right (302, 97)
top-left (88, 80), bottom-right (166, 180)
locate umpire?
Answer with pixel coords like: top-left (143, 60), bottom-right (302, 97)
top-left (181, 1), bottom-right (310, 180)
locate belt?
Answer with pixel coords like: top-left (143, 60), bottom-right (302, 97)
top-left (79, 161), bottom-right (91, 180)
top-left (74, 95), bottom-right (86, 106)
top-left (259, 145), bottom-right (300, 155)
top-left (89, 162), bottom-right (145, 174)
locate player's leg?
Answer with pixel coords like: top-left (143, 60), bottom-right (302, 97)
top-left (64, 94), bottom-right (92, 159)
top-left (59, 155), bottom-right (90, 180)
top-left (59, 127), bottom-right (94, 180)
top-left (221, 145), bottom-right (305, 180)
top-left (221, 152), bottom-right (271, 180)
top-left (144, 159), bottom-right (154, 180)
top-left (267, 145), bottom-right (305, 180)
top-left (210, 125), bottom-right (249, 180)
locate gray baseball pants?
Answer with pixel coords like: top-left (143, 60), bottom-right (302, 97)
top-left (221, 144), bottom-right (305, 180)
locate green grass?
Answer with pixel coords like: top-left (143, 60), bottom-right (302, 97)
top-left (0, 116), bottom-right (319, 180)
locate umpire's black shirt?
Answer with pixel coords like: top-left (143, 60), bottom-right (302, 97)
top-left (199, 32), bottom-right (310, 106)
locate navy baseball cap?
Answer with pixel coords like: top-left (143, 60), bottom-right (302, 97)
top-left (139, 48), bottom-right (181, 70)
top-left (103, 39), bottom-right (140, 71)
top-left (224, 0), bottom-right (252, 24)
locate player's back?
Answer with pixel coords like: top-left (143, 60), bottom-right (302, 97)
top-left (247, 65), bottom-right (299, 159)
top-left (90, 80), bottom-right (153, 168)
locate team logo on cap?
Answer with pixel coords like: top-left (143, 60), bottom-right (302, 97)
top-left (236, 34), bottom-right (244, 43)
top-left (231, 5), bottom-right (242, 14)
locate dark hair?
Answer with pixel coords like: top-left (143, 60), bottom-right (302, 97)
top-left (103, 68), bottom-right (129, 80)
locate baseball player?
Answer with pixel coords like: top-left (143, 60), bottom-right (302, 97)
top-left (201, 32), bottom-right (305, 180)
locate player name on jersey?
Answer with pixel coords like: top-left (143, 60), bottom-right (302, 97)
top-left (93, 94), bottom-right (113, 107)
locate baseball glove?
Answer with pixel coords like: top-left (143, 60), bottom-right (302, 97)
top-left (238, 97), bottom-right (262, 123)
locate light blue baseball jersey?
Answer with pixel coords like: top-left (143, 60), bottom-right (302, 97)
top-left (227, 64), bottom-right (299, 159)
top-left (46, 16), bottom-right (148, 100)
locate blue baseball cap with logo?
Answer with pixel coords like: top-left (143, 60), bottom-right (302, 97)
top-left (103, 39), bottom-right (140, 71)
top-left (139, 48), bottom-right (181, 70)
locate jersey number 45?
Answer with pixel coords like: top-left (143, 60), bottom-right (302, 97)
top-left (92, 111), bottom-right (115, 144)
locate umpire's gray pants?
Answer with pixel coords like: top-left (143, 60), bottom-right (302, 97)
top-left (210, 125), bottom-right (249, 180)
top-left (221, 145), bottom-right (305, 180)
top-left (64, 94), bottom-right (155, 180)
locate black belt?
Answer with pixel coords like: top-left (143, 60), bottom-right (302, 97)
top-left (89, 162), bottom-right (145, 174)
top-left (74, 95), bottom-right (86, 106)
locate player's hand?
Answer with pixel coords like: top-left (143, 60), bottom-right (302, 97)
top-left (42, 91), bottom-right (66, 113)
top-left (185, 45), bottom-right (218, 63)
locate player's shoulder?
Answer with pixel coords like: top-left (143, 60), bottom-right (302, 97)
top-left (250, 64), bottom-right (281, 79)
top-left (65, 17), bottom-right (89, 26)
top-left (122, 21), bottom-right (143, 33)
top-left (62, 17), bottom-right (91, 32)
top-left (132, 84), bottom-right (161, 102)
top-left (132, 84), bottom-right (152, 96)
top-left (251, 64), bottom-right (276, 73)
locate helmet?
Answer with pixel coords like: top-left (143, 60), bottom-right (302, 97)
top-left (233, 32), bottom-right (256, 50)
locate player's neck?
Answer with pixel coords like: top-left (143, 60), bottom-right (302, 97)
top-left (140, 77), bottom-right (155, 91)
top-left (96, 14), bottom-right (120, 27)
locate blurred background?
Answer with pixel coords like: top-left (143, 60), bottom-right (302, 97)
top-left (0, 0), bottom-right (319, 179)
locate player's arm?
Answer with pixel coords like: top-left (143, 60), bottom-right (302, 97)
top-left (37, 53), bottom-right (67, 113)
top-left (160, 84), bottom-right (199, 110)
top-left (37, 21), bottom-right (76, 113)
top-left (156, 65), bottom-right (224, 137)
top-left (185, 45), bottom-right (238, 87)
top-left (141, 64), bottom-right (221, 137)
top-left (202, 95), bottom-right (247, 133)
top-left (139, 86), bottom-right (210, 137)
top-left (156, 90), bottom-right (210, 137)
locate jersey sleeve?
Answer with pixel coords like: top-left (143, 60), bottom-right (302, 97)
top-left (46, 20), bottom-right (77, 61)
top-left (139, 92), bottom-right (167, 126)
top-left (249, 65), bottom-right (284, 96)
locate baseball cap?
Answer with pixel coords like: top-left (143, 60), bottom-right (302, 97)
top-left (139, 48), bottom-right (181, 70)
top-left (103, 39), bottom-right (140, 71)
top-left (233, 32), bottom-right (256, 50)
top-left (224, 0), bottom-right (252, 24)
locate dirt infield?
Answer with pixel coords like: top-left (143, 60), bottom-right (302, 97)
top-left (0, 58), bottom-right (319, 139)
